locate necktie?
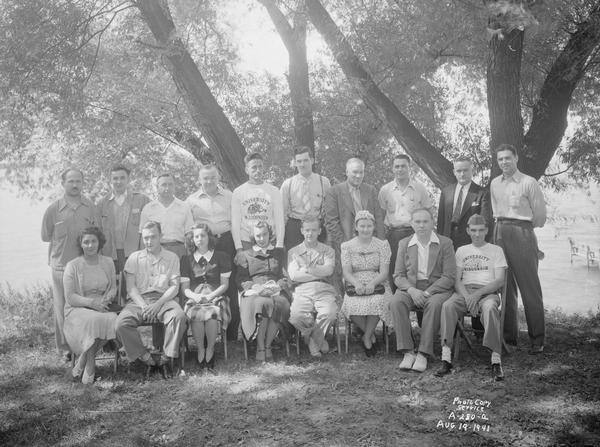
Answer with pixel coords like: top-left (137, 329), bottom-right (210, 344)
top-left (452, 186), bottom-right (464, 223)
top-left (301, 179), bottom-right (312, 214)
top-left (350, 187), bottom-right (362, 214)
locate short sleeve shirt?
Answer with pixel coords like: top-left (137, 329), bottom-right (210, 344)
top-left (124, 248), bottom-right (180, 296)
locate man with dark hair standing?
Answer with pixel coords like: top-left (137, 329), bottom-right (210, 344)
top-left (280, 146), bottom-right (331, 251)
top-left (97, 165), bottom-right (150, 273)
top-left (490, 144), bottom-right (547, 354)
top-left (42, 168), bottom-right (96, 360)
top-left (437, 156), bottom-right (491, 250)
top-left (379, 154), bottom-right (432, 291)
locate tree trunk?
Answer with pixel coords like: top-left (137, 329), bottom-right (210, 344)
top-left (486, 28), bottom-right (525, 179)
top-left (523, 4), bottom-right (600, 179)
top-left (260, 0), bottom-right (315, 157)
top-left (134, 0), bottom-right (247, 186)
top-left (305, 0), bottom-right (454, 188)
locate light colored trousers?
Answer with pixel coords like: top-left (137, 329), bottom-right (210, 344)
top-left (289, 282), bottom-right (337, 348)
top-left (51, 268), bottom-right (70, 353)
top-left (389, 280), bottom-right (452, 357)
top-left (440, 285), bottom-right (502, 354)
top-left (115, 300), bottom-right (186, 360)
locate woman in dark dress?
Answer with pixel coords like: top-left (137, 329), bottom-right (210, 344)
top-left (181, 223), bottom-right (231, 369)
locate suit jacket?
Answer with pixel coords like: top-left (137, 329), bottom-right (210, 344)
top-left (436, 182), bottom-right (491, 249)
top-left (393, 233), bottom-right (456, 295)
top-left (97, 191), bottom-right (150, 260)
top-left (324, 181), bottom-right (385, 247)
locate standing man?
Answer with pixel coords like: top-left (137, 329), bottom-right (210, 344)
top-left (41, 168), bottom-right (96, 360)
top-left (437, 156), bottom-right (491, 250)
top-left (280, 146), bottom-right (331, 251)
top-left (490, 144), bottom-right (547, 354)
top-left (231, 152), bottom-right (285, 264)
top-left (390, 208), bottom-right (456, 373)
top-left (288, 217), bottom-right (338, 357)
top-left (324, 157), bottom-right (385, 250)
top-left (97, 165), bottom-right (150, 273)
top-left (139, 173), bottom-right (194, 258)
top-left (379, 154), bottom-right (432, 291)
top-left (437, 214), bottom-right (507, 381)
top-left (186, 164), bottom-right (239, 341)
top-left (115, 221), bottom-right (186, 367)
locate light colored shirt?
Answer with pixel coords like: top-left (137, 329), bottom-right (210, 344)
top-left (490, 170), bottom-right (546, 227)
top-left (231, 182), bottom-right (285, 249)
top-left (280, 173), bottom-right (331, 221)
top-left (287, 241), bottom-right (335, 283)
top-left (41, 197), bottom-right (97, 271)
top-left (186, 186), bottom-right (232, 235)
top-left (456, 243), bottom-right (507, 286)
top-left (378, 179), bottom-right (432, 227)
top-left (139, 198), bottom-right (194, 243)
top-left (408, 232), bottom-right (440, 281)
top-left (123, 248), bottom-right (180, 297)
top-left (453, 182), bottom-right (471, 214)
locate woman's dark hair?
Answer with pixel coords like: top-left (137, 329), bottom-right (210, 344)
top-left (185, 223), bottom-right (216, 254)
top-left (250, 221), bottom-right (273, 245)
top-left (77, 226), bottom-right (106, 255)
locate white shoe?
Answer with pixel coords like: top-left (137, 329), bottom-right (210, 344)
top-left (411, 353), bottom-right (428, 372)
top-left (320, 339), bottom-right (329, 354)
top-left (399, 352), bottom-right (416, 370)
top-left (308, 337), bottom-right (322, 357)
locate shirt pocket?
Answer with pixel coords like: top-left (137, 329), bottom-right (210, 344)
top-left (54, 221), bottom-right (68, 240)
top-left (130, 209), bottom-right (141, 227)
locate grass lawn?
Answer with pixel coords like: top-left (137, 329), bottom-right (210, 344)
top-left (1, 286), bottom-right (599, 447)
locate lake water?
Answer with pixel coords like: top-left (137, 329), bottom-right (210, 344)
top-left (1, 189), bottom-right (599, 314)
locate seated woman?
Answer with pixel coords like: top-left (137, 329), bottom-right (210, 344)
top-left (237, 222), bottom-right (290, 362)
top-left (180, 223), bottom-right (231, 370)
top-left (340, 210), bottom-right (392, 357)
top-left (63, 226), bottom-right (118, 384)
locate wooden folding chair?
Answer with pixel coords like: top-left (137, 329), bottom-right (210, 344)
top-left (452, 280), bottom-right (509, 362)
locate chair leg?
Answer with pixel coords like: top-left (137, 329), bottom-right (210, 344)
top-left (222, 325), bottom-right (228, 361)
top-left (335, 320), bottom-right (341, 355)
top-left (296, 329), bottom-right (301, 356)
top-left (113, 350), bottom-right (119, 374)
top-left (243, 338), bottom-right (248, 361)
top-left (383, 322), bottom-right (389, 354)
top-left (345, 319), bottom-right (350, 354)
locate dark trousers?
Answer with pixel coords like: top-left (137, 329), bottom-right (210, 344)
top-left (494, 220), bottom-right (545, 347)
top-left (114, 249), bottom-right (127, 300)
top-left (386, 226), bottom-right (414, 292)
top-left (284, 218), bottom-right (326, 252)
top-left (215, 231), bottom-right (240, 341)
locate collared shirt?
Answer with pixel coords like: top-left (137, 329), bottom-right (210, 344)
top-left (453, 182), bottom-right (471, 214)
top-left (193, 249), bottom-right (215, 264)
top-left (378, 179), bottom-right (432, 227)
top-left (186, 186), bottom-right (232, 235)
top-left (490, 170), bottom-right (547, 227)
top-left (123, 248), bottom-right (180, 296)
top-left (408, 232), bottom-right (440, 281)
top-left (139, 197), bottom-right (194, 243)
top-left (41, 196), bottom-right (97, 271)
top-left (287, 241), bottom-right (335, 283)
top-left (113, 192), bottom-right (126, 206)
top-left (280, 173), bottom-right (331, 220)
top-left (348, 185), bottom-right (363, 214)
top-left (110, 191), bottom-right (131, 249)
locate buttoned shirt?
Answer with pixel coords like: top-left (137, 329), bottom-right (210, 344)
top-left (280, 173), bottom-right (331, 221)
top-left (407, 232), bottom-right (440, 281)
top-left (378, 179), bottom-right (432, 227)
top-left (139, 197), bottom-right (194, 243)
top-left (490, 170), bottom-right (546, 227)
top-left (123, 248), bottom-right (180, 296)
top-left (453, 182), bottom-right (471, 214)
top-left (186, 186), bottom-right (232, 235)
top-left (348, 185), bottom-right (362, 214)
top-left (41, 197), bottom-right (97, 271)
top-left (287, 241), bottom-right (335, 283)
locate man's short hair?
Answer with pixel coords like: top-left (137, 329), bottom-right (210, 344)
top-left (244, 152), bottom-right (263, 165)
top-left (156, 173), bottom-right (173, 183)
top-left (453, 156), bottom-right (472, 165)
top-left (411, 207), bottom-right (433, 220)
top-left (495, 144), bottom-right (518, 156)
top-left (467, 214), bottom-right (488, 227)
top-left (61, 168), bottom-right (84, 182)
top-left (394, 154), bottom-right (411, 163)
top-left (110, 165), bottom-right (131, 176)
top-left (199, 164), bottom-right (218, 176)
top-left (346, 157), bottom-right (365, 169)
top-left (293, 145), bottom-right (312, 158)
top-left (142, 220), bottom-right (162, 234)
top-left (301, 216), bottom-right (321, 228)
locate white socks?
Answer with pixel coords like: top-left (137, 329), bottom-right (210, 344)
top-left (442, 345), bottom-right (452, 363)
top-left (491, 352), bottom-right (501, 364)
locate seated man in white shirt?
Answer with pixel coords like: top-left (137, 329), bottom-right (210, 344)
top-left (437, 214), bottom-right (507, 381)
top-left (288, 217), bottom-right (338, 357)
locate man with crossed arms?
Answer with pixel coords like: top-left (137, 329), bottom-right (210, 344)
top-left (436, 214), bottom-right (506, 381)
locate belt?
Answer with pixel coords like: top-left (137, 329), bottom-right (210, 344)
top-left (214, 230), bottom-right (231, 239)
top-left (161, 240), bottom-right (184, 246)
top-left (495, 218), bottom-right (532, 225)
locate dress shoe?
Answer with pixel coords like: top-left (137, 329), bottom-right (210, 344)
top-left (320, 339), bottom-right (329, 354)
top-left (435, 361), bottom-right (453, 377)
top-left (308, 337), bottom-right (322, 357)
top-left (139, 352), bottom-right (156, 367)
top-left (492, 363), bottom-right (504, 381)
top-left (529, 345), bottom-right (544, 355)
top-left (399, 352), bottom-right (416, 370)
top-left (411, 353), bottom-right (428, 373)
top-left (206, 354), bottom-right (216, 370)
top-left (256, 349), bottom-right (266, 362)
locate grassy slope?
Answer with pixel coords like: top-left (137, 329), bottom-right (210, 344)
top-left (1, 286), bottom-right (599, 447)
